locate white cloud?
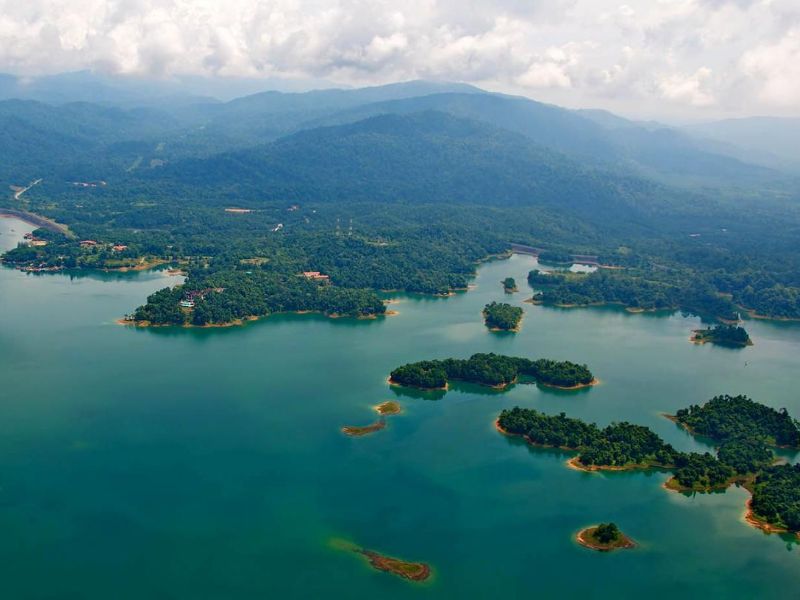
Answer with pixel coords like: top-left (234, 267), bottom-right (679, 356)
top-left (658, 67), bottom-right (716, 107)
top-left (740, 28), bottom-right (800, 107)
top-left (0, 0), bottom-right (797, 117)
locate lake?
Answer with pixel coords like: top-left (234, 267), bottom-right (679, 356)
top-left (2, 216), bottom-right (799, 599)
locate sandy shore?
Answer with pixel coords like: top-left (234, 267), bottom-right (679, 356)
top-left (566, 456), bottom-right (669, 473)
top-left (539, 378), bottom-right (599, 391)
top-left (386, 376), bottom-right (448, 391)
top-left (374, 401), bottom-right (402, 416)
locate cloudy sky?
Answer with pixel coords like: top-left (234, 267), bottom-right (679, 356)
top-left (0, 0), bottom-right (798, 119)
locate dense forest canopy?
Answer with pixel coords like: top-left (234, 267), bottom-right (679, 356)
top-left (483, 301), bottom-right (523, 331)
top-left (390, 353), bottom-right (594, 389)
top-left (692, 324), bottom-right (752, 347)
top-left (674, 395), bottom-right (800, 448)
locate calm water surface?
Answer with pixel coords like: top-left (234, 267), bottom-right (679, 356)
top-left (1, 217), bottom-right (799, 599)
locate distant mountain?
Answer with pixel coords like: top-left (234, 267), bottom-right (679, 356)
top-left (172, 80), bottom-right (486, 149)
top-left (297, 93), bottom-right (778, 187)
top-left (0, 71), bottom-right (218, 108)
top-left (682, 117), bottom-right (800, 173)
top-left (146, 111), bottom-right (707, 229)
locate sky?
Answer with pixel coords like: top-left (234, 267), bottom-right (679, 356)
top-left (0, 0), bottom-right (798, 120)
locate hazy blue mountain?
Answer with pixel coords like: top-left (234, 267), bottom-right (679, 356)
top-left (297, 92), bottom-right (777, 187)
top-left (682, 117), bottom-right (800, 173)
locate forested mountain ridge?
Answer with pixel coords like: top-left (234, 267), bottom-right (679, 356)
top-left (144, 111), bottom-right (705, 224)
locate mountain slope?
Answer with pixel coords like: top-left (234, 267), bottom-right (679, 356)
top-left (297, 93), bottom-right (777, 187)
top-left (146, 111), bottom-right (709, 231)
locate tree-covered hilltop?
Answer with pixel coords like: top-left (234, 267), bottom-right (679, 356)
top-left (671, 452), bottom-right (735, 491)
top-left (528, 359), bottom-right (595, 388)
top-left (132, 270), bottom-right (386, 326)
top-left (390, 353), bottom-right (594, 390)
top-left (578, 422), bottom-right (680, 468)
top-left (750, 464), bottom-right (800, 532)
top-left (691, 324), bottom-right (752, 347)
top-left (502, 277), bottom-right (517, 292)
top-left (716, 438), bottom-right (774, 475)
top-left (674, 395), bottom-right (800, 448)
top-left (389, 360), bottom-right (449, 389)
top-left (483, 301), bottom-right (523, 331)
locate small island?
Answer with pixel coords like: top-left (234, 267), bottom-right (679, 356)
top-left (341, 420), bottom-right (386, 437)
top-left (375, 401), bottom-right (402, 416)
top-left (332, 539), bottom-right (431, 582)
top-left (691, 324), bottom-right (753, 347)
top-left (483, 301), bottom-right (523, 331)
top-left (502, 277), bottom-right (518, 293)
top-left (390, 353), bottom-right (595, 391)
top-left (576, 523), bottom-right (636, 552)
top-left (358, 549), bottom-right (431, 582)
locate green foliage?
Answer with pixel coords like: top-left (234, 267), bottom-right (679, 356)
top-left (391, 353), bottom-right (595, 389)
top-left (750, 464), bottom-right (800, 532)
top-left (716, 438), bottom-right (773, 474)
top-left (675, 395), bottom-right (800, 447)
top-left (134, 270), bottom-right (386, 326)
top-left (483, 301), bottom-right (523, 330)
top-left (527, 359), bottom-right (594, 388)
top-left (390, 360), bottom-right (448, 389)
top-left (594, 523), bottom-right (620, 544)
top-left (502, 277), bottom-right (516, 291)
top-left (673, 452), bottom-right (735, 489)
top-left (498, 407), bottom-right (678, 467)
top-left (693, 324), bottom-right (751, 346)
top-left (527, 269), bottom-right (565, 286)
top-left (579, 422), bottom-right (679, 468)
top-left (497, 407), bottom-right (600, 448)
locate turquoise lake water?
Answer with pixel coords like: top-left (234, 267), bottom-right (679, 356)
top-left (2, 216), bottom-right (800, 599)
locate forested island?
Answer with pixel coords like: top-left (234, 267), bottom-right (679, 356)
top-left (576, 523), bottom-right (636, 552)
top-left (483, 301), bottom-right (523, 331)
top-left (498, 397), bottom-right (800, 533)
top-left (502, 277), bottom-right (517, 292)
top-left (127, 270), bottom-right (387, 326)
top-left (389, 353), bottom-right (595, 391)
top-left (691, 325), bottom-right (753, 347)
